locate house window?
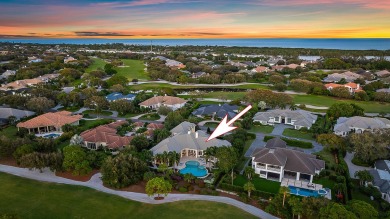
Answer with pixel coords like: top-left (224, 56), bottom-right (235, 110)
top-left (274, 117), bottom-right (279, 122)
top-left (287, 118), bottom-right (292, 123)
top-left (198, 151), bottom-right (203, 156)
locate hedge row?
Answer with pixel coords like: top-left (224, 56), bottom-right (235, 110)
top-left (264, 136), bottom-right (313, 149)
top-left (219, 183), bottom-right (274, 199)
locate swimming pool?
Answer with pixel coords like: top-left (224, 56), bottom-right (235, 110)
top-left (179, 160), bottom-right (208, 177)
top-left (43, 133), bottom-right (61, 139)
top-left (288, 186), bottom-right (327, 197)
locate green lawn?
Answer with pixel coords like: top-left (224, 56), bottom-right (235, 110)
top-left (314, 149), bottom-right (336, 167)
top-left (0, 126), bottom-right (18, 137)
top-left (203, 92), bottom-right (247, 100)
top-left (82, 110), bottom-right (113, 116)
top-left (293, 94), bottom-right (390, 113)
top-left (0, 173), bottom-right (257, 219)
top-left (115, 59), bottom-right (149, 81)
top-left (78, 119), bottom-right (114, 132)
top-left (86, 57), bottom-right (106, 72)
top-left (249, 125), bottom-right (274, 134)
top-left (58, 106), bottom-right (81, 112)
top-left (204, 122), bottom-right (219, 128)
top-left (139, 113), bottom-right (160, 121)
top-left (282, 128), bottom-right (315, 141)
top-left (234, 175), bottom-right (281, 194)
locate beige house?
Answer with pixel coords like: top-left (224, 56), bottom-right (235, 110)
top-left (139, 95), bottom-right (187, 110)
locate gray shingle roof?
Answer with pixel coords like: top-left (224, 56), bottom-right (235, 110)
top-left (150, 130), bottom-right (231, 155)
top-left (0, 107), bottom-right (35, 120)
top-left (192, 104), bottom-right (239, 119)
top-left (252, 147), bottom-right (325, 175)
top-left (334, 116), bottom-right (390, 132)
top-left (253, 109), bottom-right (317, 128)
top-left (170, 121), bottom-right (196, 135)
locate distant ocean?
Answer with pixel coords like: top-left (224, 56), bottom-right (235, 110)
top-left (0, 38), bottom-right (390, 50)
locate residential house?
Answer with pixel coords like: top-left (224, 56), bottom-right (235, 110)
top-left (150, 127), bottom-right (231, 158)
top-left (252, 66), bottom-right (269, 74)
top-left (170, 121), bottom-right (196, 136)
top-left (325, 82), bottom-right (362, 94)
top-left (192, 104), bottom-right (239, 119)
top-left (253, 109), bottom-right (318, 130)
top-left (64, 56), bottom-right (77, 64)
top-left (376, 70), bottom-right (390, 78)
top-left (80, 121), bottom-right (133, 150)
top-left (377, 88), bottom-right (390, 93)
top-left (106, 92), bottom-right (136, 102)
top-left (0, 78), bottom-right (43, 91)
top-left (251, 138), bottom-right (325, 182)
top-left (139, 95), bottom-right (187, 110)
top-left (192, 71), bottom-right (208, 79)
top-left (38, 73), bottom-right (60, 83)
top-left (165, 59), bottom-right (186, 69)
top-left (28, 56), bottom-right (42, 63)
top-left (323, 71), bottom-right (363, 83)
top-left (370, 160), bottom-right (390, 202)
top-left (0, 107), bottom-right (35, 126)
top-left (16, 111), bottom-right (82, 134)
top-left (0, 70), bottom-right (16, 80)
top-left (334, 116), bottom-right (390, 137)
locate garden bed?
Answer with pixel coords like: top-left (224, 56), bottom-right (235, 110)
top-left (139, 113), bottom-right (160, 121)
top-left (55, 169), bottom-right (100, 182)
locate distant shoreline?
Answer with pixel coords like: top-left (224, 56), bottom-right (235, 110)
top-left (1, 38), bottom-right (390, 50)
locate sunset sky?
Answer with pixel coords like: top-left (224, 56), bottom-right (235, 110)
top-left (1, 0), bottom-right (390, 38)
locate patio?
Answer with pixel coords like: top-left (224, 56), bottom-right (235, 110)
top-left (176, 156), bottom-right (213, 170)
top-left (281, 178), bottom-right (323, 191)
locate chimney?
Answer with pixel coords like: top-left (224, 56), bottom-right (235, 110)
top-left (195, 131), bottom-right (198, 138)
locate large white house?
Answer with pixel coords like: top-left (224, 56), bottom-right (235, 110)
top-left (139, 95), bottom-right (187, 111)
top-left (150, 122), bottom-right (231, 158)
top-left (334, 116), bottom-right (390, 137)
top-left (251, 138), bottom-right (325, 183)
top-left (253, 109), bottom-right (318, 130)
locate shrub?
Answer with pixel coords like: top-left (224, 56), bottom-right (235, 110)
top-left (188, 186), bottom-right (194, 191)
top-left (194, 189), bottom-right (201, 194)
top-left (264, 136), bottom-right (275, 141)
top-left (198, 181), bottom-right (205, 188)
top-left (143, 171), bottom-right (156, 182)
top-left (179, 187), bottom-right (188, 193)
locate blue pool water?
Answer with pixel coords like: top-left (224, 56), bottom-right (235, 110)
top-left (43, 133), bottom-right (61, 139)
top-left (179, 161), bottom-right (208, 177)
top-left (289, 186), bottom-right (327, 197)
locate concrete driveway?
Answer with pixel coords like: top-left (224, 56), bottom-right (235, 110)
top-left (344, 152), bottom-right (373, 178)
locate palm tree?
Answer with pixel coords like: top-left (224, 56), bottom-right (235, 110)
top-left (279, 186), bottom-right (290, 208)
top-left (184, 173), bottom-right (195, 184)
top-left (288, 196), bottom-right (303, 219)
top-left (244, 166), bottom-right (255, 180)
top-left (243, 181), bottom-right (255, 198)
top-left (355, 170), bottom-right (374, 186)
top-left (162, 151), bottom-right (169, 165)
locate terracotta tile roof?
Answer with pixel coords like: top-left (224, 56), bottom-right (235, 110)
top-left (139, 96), bottom-right (186, 107)
top-left (325, 83), bottom-right (342, 89)
top-left (134, 122), bottom-right (145, 127)
top-left (17, 111), bottom-right (82, 129)
top-left (0, 78), bottom-right (43, 90)
top-left (80, 121), bottom-right (133, 149)
top-left (147, 123), bottom-right (164, 130)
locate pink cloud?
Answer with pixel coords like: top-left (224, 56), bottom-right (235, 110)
top-left (94, 0), bottom-right (201, 7)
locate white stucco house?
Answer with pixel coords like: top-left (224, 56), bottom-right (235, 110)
top-left (253, 109), bottom-right (318, 130)
top-left (334, 116), bottom-right (390, 137)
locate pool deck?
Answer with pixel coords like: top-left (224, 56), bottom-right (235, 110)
top-left (35, 131), bottom-right (63, 138)
top-left (282, 178), bottom-right (332, 199)
top-left (176, 156), bottom-right (212, 170)
top-left (281, 178), bottom-right (323, 191)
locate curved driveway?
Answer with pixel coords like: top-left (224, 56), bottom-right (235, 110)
top-left (0, 164), bottom-right (278, 219)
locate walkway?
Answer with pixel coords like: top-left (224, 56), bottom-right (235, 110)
top-left (244, 133), bottom-right (266, 158)
top-left (344, 152), bottom-right (373, 179)
top-left (0, 164), bottom-right (278, 219)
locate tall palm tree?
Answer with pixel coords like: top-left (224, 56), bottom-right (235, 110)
top-left (171, 151), bottom-right (180, 171)
top-left (289, 103), bottom-right (298, 111)
top-left (162, 151), bottom-right (169, 165)
top-left (355, 170), bottom-right (374, 186)
top-left (244, 166), bottom-right (255, 180)
top-left (279, 186), bottom-right (290, 208)
top-left (244, 181), bottom-right (255, 198)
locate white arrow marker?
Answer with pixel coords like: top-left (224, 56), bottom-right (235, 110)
top-left (206, 105), bottom-right (252, 142)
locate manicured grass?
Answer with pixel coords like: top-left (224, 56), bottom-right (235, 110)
top-left (282, 128), bottom-right (315, 141)
top-left (204, 122), bottom-right (219, 128)
top-left (86, 57), bottom-right (106, 72)
top-left (139, 113), bottom-right (160, 121)
top-left (78, 119), bottom-right (114, 131)
top-left (82, 110), bottom-right (113, 116)
top-left (0, 126), bottom-right (17, 137)
top-left (230, 84), bottom-right (269, 89)
top-left (249, 125), bottom-right (274, 134)
top-left (0, 172), bottom-right (257, 219)
top-left (115, 59), bottom-right (149, 81)
top-left (234, 175), bottom-right (281, 194)
top-left (293, 94), bottom-right (390, 113)
top-left (314, 149), bottom-right (336, 167)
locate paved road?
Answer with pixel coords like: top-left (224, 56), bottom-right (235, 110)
top-left (245, 133), bottom-right (266, 158)
top-left (344, 152), bottom-right (373, 178)
top-left (0, 164), bottom-right (278, 219)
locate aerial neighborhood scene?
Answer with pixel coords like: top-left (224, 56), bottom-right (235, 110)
top-left (1, 1), bottom-right (390, 219)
